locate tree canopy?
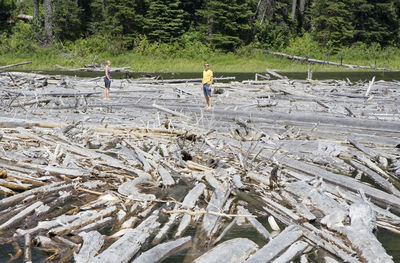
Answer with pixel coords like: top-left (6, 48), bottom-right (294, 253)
top-left (1, 0), bottom-right (400, 53)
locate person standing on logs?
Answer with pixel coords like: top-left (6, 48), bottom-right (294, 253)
top-left (104, 60), bottom-right (112, 100)
top-left (202, 62), bottom-right (213, 109)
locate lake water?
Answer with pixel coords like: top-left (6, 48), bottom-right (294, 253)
top-left (21, 70), bottom-right (400, 82)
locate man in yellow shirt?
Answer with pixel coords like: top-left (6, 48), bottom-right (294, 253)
top-left (202, 62), bottom-right (213, 109)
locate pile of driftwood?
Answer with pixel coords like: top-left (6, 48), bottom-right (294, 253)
top-left (0, 69), bottom-right (399, 263)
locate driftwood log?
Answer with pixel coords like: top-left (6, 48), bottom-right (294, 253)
top-left (0, 71), bottom-right (399, 262)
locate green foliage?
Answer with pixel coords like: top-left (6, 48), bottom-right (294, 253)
top-left (132, 34), bottom-right (211, 60)
top-left (284, 33), bottom-right (324, 58)
top-left (63, 34), bottom-right (127, 57)
top-left (197, 0), bottom-right (253, 51)
top-left (144, 0), bottom-right (185, 42)
top-left (254, 20), bottom-right (290, 50)
top-left (3, 0), bottom-right (400, 70)
top-left (253, 0), bottom-right (295, 50)
top-left (52, 0), bottom-right (83, 41)
top-left (0, 21), bottom-right (38, 54)
top-left (89, 0), bottom-right (147, 47)
top-left (351, 0), bottom-right (399, 45)
top-left (310, 0), bottom-right (354, 50)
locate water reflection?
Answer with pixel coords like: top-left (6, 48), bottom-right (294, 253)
top-left (12, 70), bottom-right (400, 82)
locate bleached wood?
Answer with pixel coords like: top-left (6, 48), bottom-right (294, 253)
top-left (74, 231), bottom-right (104, 263)
top-left (194, 238), bottom-right (258, 263)
top-left (132, 236), bottom-right (191, 263)
top-left (245, 225), bottom-right (303, 263)
top-left (90, 212), bottom-right (160, 263)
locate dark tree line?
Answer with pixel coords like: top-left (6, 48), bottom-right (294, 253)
top-left (1, 0), bottom-right (400, 52)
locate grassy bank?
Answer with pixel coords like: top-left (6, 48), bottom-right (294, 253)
top-left (2, 26), bottom-right (399, 73)
top-left (1, 44), bottom-right (400, 73)
top-left (2, 52), bottom-right (399, 73)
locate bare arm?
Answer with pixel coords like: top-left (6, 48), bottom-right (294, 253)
top-left (105, 66), bottom-right (111, 80)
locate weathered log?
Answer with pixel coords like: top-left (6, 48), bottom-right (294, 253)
top-left (132, 77), bottom-right (235, 84)
top-left (0, 201), bottom-right (43, 231)
top-left (259, 149), bottom-right (400, 210)
top-left (245, 225), bottom-right (303, 263)
top-left (90, 212), bottom-right (160, 263)
top-left (11, 99), bottom-right (51, 107)
top-left (194, 238), bottom-right (258, 263)
top-left (157, 165), bottom-right (175, 187)
top-left (0, 62), bottom-right (32, 70)
top-left (0, 185), bottom-right (15, 196)
top-left (213, 217), bottom-right (239, 245)
top-left (349, 160), bottom-right (400, 197)
top-left (48, 206), bottom-right (117, 236)
top-left (248, 171), bottom-right (270, 187)
top-left (333, 196), bottom-right (394, 263)
top-left (365, 76), bottom-right (375, 97)
top-left (118, 173), bottom-right (156, 201)
top-left (302, 222), bottom-right (356, 255)
top-left (352, 151), bottom-right (394, 180)
top-left (0, 182), bottom-right (72, 207)
top-left (271, 240), bottom-right (309, 263)
top-left (237, 206), bottom-right (271, 241)
top-left (186, 160), bottom-right (214, 171)
top-left (0, 157), bottom-right (85, 177)
top-left (280, 191), bottom-right (316, 221)
top-left (152, 103), bottom-right (191, 119)
top-left (132, 236), bottom-right (191, 263)
top-left (262, 196), bottom-right (300, 221)
top-left (202, 188), bottom-right (228, 237)
top-left (164, 209), bottom-right (255, 218)
top-left (155, 183), bottom-right (205, 242)
top-left (23, 234), bottom-right (32, 263)
top-left (74, 231), bottom-right (104, 263)
top-left (74, 217), bottom-right (114, 233)
top-left (0, 178), bottom-right (31, 191)
top-left (266, 69), bottom-right (287, 80)
top-left (264, 51), bottom-right (391, 70)
top-left (347, 137), bottom-right (377, 159)
top-left (284, 181), bottom-right (347, 228)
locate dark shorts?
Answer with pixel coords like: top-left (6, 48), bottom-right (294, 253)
top-left (203, 83), bottom-right (212, 96)
top-left (104, 77), bottom-right (111, 88)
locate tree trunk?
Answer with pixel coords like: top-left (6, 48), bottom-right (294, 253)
top-left (299, 0), bottom-right (305, 14)
top-left (33, 0), bottom-right (39, 19)
top-left (291, 0), bottom-right (297, 21)
top-left (44, 0), bottom-right (53, 44)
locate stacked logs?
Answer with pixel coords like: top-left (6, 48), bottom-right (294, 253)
top-left (0, 70), bottom-right (399, 262)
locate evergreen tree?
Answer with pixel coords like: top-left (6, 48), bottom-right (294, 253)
top-left (197, 0), bottom-right (253, 50)
top-left (351, 0), bottom-right (399, 46)
top-left (52, 0), bottom-right (83, 41)
top-left (254, 0), bottom-right (295, 49)
top-left (144, 0), bottom-right (185, 42)
top-left (89, 0), bottom-right (148, 45)
top-left (310, 0), bottom-right (354, 49)
top-left (180, 0), bottom-right (205, 31)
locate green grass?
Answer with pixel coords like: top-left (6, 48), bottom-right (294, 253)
top-left (1, 50), bottom-right (400, 73)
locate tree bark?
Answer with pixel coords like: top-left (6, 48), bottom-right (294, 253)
top-left (291, 0), bottom-right (297, 21)
top-left (44, 0), bottom-right (53, 44)
top-left (33, 0), bottom-right (39, 19)
top-left (299, 0), bottom-right (305, 14)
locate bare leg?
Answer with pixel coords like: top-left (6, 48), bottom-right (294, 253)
top-left (208, 96), bottom-right (212, 109)
top-left (104, 88), bottom-right (109, 100)
top-left (204, 95), bottom-right (208, 108)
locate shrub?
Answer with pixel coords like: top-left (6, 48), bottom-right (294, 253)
top-left (0, 21), bottom-right (38, 54)
top-left (283, 33), bottom-right (324, 58)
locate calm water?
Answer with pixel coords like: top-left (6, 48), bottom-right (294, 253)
top-left (17, 70), bottom-right (400, 82)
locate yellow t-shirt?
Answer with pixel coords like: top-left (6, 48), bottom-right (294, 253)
top-left (202, 70), bottom-right (213, 84)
